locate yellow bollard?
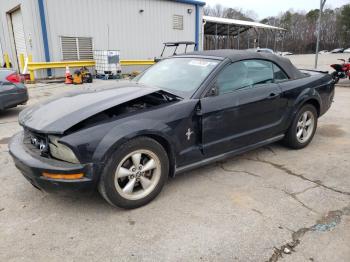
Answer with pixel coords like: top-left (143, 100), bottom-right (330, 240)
top-left (4, 53), bottom-right (10, 68)
top-left (19, 53), bottom-right (25, 72)
top-left (28, 54), bottom-right (35, 81)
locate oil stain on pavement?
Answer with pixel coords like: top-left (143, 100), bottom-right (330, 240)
top-left (0, 137), bottom-right (11, 145)
top-left (317, 124), bottom-right (346, 137)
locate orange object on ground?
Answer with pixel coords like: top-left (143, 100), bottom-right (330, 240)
top-left (73, 70), bottom-right (83, 84)
top-left (64, 66), bottom-right (73, 84)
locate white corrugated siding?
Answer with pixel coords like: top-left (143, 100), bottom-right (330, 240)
top-left (45, 0), bottom-right (197, 61)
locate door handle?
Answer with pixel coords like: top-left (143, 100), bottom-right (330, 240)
top-left (267, 92), bottom-right (279, 99)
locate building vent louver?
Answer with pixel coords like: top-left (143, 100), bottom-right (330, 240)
top-left (173, 15), bottom-right (184, 30)
top-left (61, 36), bottom-right (93, 60)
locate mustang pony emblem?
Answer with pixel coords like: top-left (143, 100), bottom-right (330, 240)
top-left (185, 128), bottom-right (194, 141)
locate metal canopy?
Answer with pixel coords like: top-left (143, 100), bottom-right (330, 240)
top-left (203, 16), bottom-right (286, 36)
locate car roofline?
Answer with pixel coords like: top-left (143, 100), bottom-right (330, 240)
top-left (170, 55), bottom-right (225, 61)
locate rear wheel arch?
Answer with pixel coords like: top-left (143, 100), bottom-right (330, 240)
top-left (285, 97), bottom-right (320, 133)
top-left (303, 98), bottom-right (320, 117)
top-left (293, 97), bottom-right (320, 119)
top-left (292, 86), bottom-right (321, 115)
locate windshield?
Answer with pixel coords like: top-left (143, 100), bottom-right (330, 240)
top-left (135, 57), bottom-right (219, 97)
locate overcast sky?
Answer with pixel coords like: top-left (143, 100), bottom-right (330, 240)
top-left (204, 0), bottom-right (350, 19)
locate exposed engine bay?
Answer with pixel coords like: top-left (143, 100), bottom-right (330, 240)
top-left (68, 91), bottom-right (180, 133)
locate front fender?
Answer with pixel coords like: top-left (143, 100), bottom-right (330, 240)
top-left (93, 119), bottom-right (175, 164)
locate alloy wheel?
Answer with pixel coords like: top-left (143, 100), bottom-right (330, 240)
top-left (114, 149), bottom-right (161, 201)
top-left (296, 111), bottom-right (315, 143)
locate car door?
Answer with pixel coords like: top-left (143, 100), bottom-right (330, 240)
top-left (200, 59), bottom-right (286, 157)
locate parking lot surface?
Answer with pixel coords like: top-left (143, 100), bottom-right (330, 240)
top-left (1, 54), bottom-right (350, 261)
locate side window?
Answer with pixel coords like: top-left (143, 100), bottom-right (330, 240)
top-left (216, 62), bottom-right (252, 94)
top-left (215, 60), bottom-right (274, 95)
top-left (243, 60), bottom-right (274, 86)
top-left (273, 64), bottom-right (289, 82)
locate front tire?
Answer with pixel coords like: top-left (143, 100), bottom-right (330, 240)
top-left (98, 137), bottom-right (169, 209)
top-left (283, 104), bottom-right (318, 149)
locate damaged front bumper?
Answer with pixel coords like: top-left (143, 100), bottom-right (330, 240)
top-left (9, 132), bottom-right (98, 193)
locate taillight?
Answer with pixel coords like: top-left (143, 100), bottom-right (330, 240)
top-left (6, 73), bottom-right (23, 83)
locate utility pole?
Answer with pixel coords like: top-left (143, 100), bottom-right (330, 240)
top-left (273, 19), bottom-right (277, 51)
top-left (314, 0), bottom-right (326, 69)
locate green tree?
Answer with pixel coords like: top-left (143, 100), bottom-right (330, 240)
top-left (306, 9), bottom-right (319, 23)
top-left (338, 4), bottom-right (350, 45)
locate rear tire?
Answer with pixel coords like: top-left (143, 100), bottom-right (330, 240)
top-left (283, 104), bottom-right (318, 149)
top-left (98, 137), bottom-right (169, 209)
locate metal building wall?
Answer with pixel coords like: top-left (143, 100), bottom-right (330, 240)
top-left (44, 0), bottom-right (199, 61)
top-left (0, 0), bottom-right (44, 71)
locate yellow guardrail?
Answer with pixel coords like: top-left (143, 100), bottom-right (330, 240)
top-left (26, 59), bottom-right (155, 81)
top-left (28, 60), bottom-right (96, 70)
top-left (121, 60), bottom-right (155, 66)
top-left (27, 60), bottom-right (96, 81)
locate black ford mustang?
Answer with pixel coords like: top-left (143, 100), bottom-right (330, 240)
top-left (9, 50), bottom-right (335, 209)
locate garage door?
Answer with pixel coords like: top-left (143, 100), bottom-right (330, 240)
top-left (11, 9), bottom-right (27, 72)
top-left (0, 41), bottom-right (3, 66)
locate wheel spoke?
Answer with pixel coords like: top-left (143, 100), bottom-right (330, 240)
top-left (131, 153), bottom-right (142, 167)
top-left (297, 128), bottom-right (303, 138)
top-left (297, 120), bottom-right (303, 128)
top-left (117, 167), bottom-right (133, 178)
top-left (140, 176), bottom-right (152, 190)
top-left (302, 112), bottom-right (308, 124)
top-left (305, 119), bottom-right (312, 126)
top-left (142, 159), bottom-right (156, 172)
top-left (302, 128), bottom-right (308, 139)
top-left (123, 178), bottom-right (136, 194)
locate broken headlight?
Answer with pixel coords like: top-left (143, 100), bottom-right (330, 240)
top-left (48, 135), bottom-right (80, 164)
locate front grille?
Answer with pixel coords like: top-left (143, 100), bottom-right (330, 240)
top-left (23, 129), bottom-right (49, 157)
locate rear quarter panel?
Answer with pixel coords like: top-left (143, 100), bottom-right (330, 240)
top-left (279, 71), bottom-right (334, 131)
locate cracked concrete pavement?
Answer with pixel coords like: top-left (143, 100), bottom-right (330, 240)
top-left (1, 62), bottom-right (350, 261)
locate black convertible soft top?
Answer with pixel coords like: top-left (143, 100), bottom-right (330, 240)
top-left (181, 49), bottom-right (305, 80)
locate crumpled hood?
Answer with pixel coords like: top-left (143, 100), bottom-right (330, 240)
top-left (19, 82), bottom-right (161, 134)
